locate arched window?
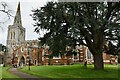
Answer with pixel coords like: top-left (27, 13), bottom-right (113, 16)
top-left (11, 32), bottom-right (12, 39)
top-left (13, 32), bottom-right (15, 39)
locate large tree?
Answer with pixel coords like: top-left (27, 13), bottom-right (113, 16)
top-left (32, 2), bottom-right (120, 69)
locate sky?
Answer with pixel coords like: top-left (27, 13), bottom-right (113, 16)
top-left (0, 0), bottom-right (53, 46)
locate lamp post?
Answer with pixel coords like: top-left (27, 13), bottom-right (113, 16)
top-left (38, 41), bottom-right (40, 65)
top-left (27, 47), bottom-right (31, 70)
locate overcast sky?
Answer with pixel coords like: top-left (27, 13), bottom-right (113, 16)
top-left (0, 0), bottom-right (53, 45)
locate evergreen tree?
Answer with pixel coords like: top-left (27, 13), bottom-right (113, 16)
top-left (32, 2), bottom-right (120, 69)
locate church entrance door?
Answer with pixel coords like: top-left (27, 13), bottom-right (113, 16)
top-left (19, 56), bottom-right (25, 67)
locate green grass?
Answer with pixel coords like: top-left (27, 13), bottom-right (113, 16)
top-left (19, 64), bottom-right (119, 79)
top-left (1, 66), bottom-right (19, 78)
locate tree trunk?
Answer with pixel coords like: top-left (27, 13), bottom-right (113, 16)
top-left (93, 53), bottom-right (104, 70)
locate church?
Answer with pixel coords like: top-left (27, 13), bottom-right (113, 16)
top-left (6, 2), bottom-right (118, 67)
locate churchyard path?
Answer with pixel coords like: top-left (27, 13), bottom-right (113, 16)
top-left (8, 68), bottom-right (40, 80)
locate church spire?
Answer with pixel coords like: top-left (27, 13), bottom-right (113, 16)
top-left (17, 2), bottom-right (20, 15)
top-left (13, 2), bottom-right (22, 25)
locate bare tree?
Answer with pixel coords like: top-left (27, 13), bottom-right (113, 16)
top-left (0, 2), bottom-right (13, 27)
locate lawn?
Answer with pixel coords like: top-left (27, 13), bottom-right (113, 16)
top-left (1, 66), bottom-right (19, 78)
top-left (19, 64), bottom-right (119, 79)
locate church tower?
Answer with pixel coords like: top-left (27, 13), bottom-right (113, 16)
top-left (6, 2), bottom-right (25, 63)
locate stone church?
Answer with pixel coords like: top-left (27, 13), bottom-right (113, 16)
top-left (6, 2), bottom-right (118, 67)
top-left (6, 2), bottom-right (42, 66)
